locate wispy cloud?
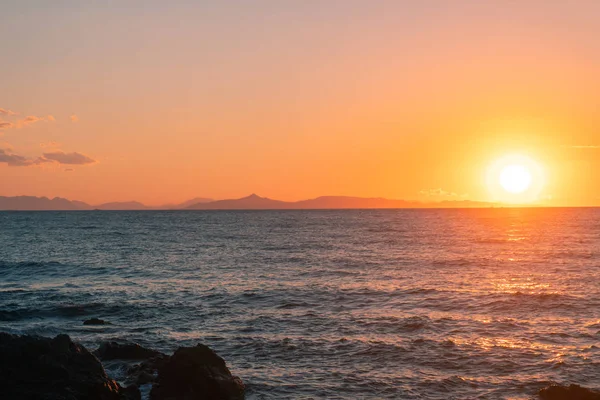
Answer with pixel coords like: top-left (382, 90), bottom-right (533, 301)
top-left (569, 145), bottom-right (600, 149)
top-left (0, 149), bottom-right (46, 167)
top-left (0, 120), bottom-right (15, 130)
top-left (0, 108), bottom-right (55, 130)
top-left (42, 151), bottom-right (96, 165)
top-left (22, 116), bottom-right (41, 124)
top-left (0, 107), bottom-right (93, 168)
top-left (16, 115), bottom-right (55, 128)
top-left (0, 142), bottom-right (14, 150)
top-left (0, 148), bottom-right (97, 167)
top-left (40, 141), bottom-right (61, 148)
top-left (0, 108), bottom-right (18, 116)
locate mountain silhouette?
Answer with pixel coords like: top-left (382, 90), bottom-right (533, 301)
top-left (161, 197), bottom-right (214, 209)
top-left (0, 194), bottom-right (495, 210)
top-left (187, 194), bottom-right (289, 210)
top-left (0, 196), bottom-right (90, 210)
top-left (186, 195), bottom-right (418, 209)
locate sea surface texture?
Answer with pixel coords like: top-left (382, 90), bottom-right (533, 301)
top-left (1, 209), bottom-right (599, 399)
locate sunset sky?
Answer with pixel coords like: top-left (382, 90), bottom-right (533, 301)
top-left (1, 1), bottom-right (599, 206)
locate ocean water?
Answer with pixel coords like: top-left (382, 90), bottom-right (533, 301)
top-left (0, 209), bottom-right (599, 399)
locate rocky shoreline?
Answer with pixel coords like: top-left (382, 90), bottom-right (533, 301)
top-left (0, 332), bottom-right (244, 400)
top-left (1, 332), bottom-right (599, 399)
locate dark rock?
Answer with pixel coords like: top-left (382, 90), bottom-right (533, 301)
top-left (94, 341), bottom-right (164, 361)
top-left (150, 344), bottom-right (244, 400)
top-left (0, 332), bottom-right (140, 400)
top-left (123, 355), bottom-right (170, 387)
top-left (95, 341), bottom-right (169, 389)
top-left (84, 318), bottom-right (111, 325)
top-left (129, 369), bottom-right (155, 386)
top-left (539, 384), bottom-right (600, 400)
top-left (121, 385), bottom-right (142, 400)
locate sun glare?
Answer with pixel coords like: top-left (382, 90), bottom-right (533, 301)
top-left (499, 165), bottom-right (532, 194)
top-left (486, 154), bottom-right (545, 204)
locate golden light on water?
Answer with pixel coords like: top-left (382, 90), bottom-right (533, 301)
top-left (486, 154), bottom-right (546, 204)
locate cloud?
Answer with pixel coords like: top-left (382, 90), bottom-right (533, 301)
top-left (18, 115), bottom-right (55, 127)
top-left (0, 148), bottom-right (47, 167)
top-left (40, 141), bottom-right (61, 148)
top-left (42, 151), bottom-right (96, 165)
top-left (0, 107), bottom-right (55, 130)
top-left (569, 145), bottom-right (600, 149)
top-left (420, 188), bottom-right (468, 198)
top-left (0, 108), bottom-right (17, 116)
top-left (70, 115), bottom-right (79, 123)
top-left (0, 120), bottom-right (15, 129)
top-left (0, 148), bottom-right (96, 168)
top-left (0, 114), bottom-right (55, 129)
top-left (19, 115), bottom-right (43, 126)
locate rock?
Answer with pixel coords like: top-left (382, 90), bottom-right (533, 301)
top-left (150, 344), bottom-right (244, 400)
top-left (95, 341), bottom-right (169, 389)
top-left (0, 332), bottom-right (140, 400)
top-left (123, 355), bottom-right (170, 387)
top-left (122, 385), bottom-right (142, 400)
top-left (128, 369), bottom-right (155, 386)
top-left (94, 341), bottom-right (164, 361)
top-left (84, 318), bottom-right (111, 325)
top-left (539, 384), bottom-right (600, 400)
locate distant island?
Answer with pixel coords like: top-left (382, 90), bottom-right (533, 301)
top-left (0, 194), bottom-right (495, 210)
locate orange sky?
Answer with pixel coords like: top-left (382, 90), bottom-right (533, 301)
top-left (1, 1), bottom-right (599, 206)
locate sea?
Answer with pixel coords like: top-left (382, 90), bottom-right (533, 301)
top-left (0, 208), bottom-right (599, 399)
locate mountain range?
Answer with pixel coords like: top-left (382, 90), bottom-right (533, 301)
top-left (0, 194), bottom-right (493, 210)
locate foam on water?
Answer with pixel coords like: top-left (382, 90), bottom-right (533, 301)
top-left (0, 208), bottom-right (599, 399)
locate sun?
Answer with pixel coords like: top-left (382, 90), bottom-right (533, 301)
top-left (499, 164), bottom-right (532, 194)
top-left (486, 154), bottom-right (545, 204)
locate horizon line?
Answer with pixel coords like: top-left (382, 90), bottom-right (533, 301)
top-left (0, 193), bottom-right (590, 210)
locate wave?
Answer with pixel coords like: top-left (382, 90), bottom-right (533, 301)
top-left (0, 260), bottom-right (65, 270)
top-left (349, 315), bottom-right (431, 333)
top-left (502, 291), bottom-right (572, 301)
top-left (0, 301), bottom-right (130, 322)
top-left (585, 321), bottom-right (600, 330)
top-left (474, 238), bottom-right (510, 244)
top-left (0, 261), bottom-right (70, 282)
top-left (431, 258), bottom-right (474, 267)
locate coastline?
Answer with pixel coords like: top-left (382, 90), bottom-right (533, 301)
top-left (1, 332), bottom-right (598, 399)
top-left (0, 332), bottom-right (244, 400)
